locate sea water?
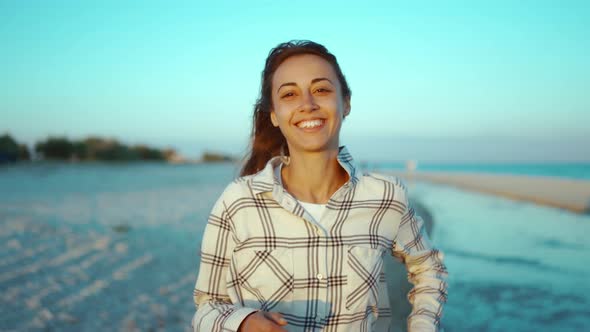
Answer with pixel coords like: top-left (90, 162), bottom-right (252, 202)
top-left (0, 162), bottom-right (588, 331)
top-left (407, 180), bottom-right (590, 332)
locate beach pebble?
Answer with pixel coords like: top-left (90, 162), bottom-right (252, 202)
top-left (113, 271), bottom-right (128, 280)
top-left (6, 239), bottom-right (21, 249)
top-left (3, 286), bottom-right (20, 302)
top-left (115, 242), bottom-right (128, 254)
top-left (58, 312), bottom-right (78, 323)
top-left (124, 318), bottom-right (138, 331)
top-left (26, 297), bottom-right (40, 309)
top-left (94, 237), bottom-right (111, 250)
top-left (40, 308), bottom-right (54, 321)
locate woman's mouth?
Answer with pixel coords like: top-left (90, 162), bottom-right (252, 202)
top-left (296, 119), bottom-right (325, 131)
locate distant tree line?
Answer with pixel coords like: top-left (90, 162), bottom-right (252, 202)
top-left (0, 134), bottom-right (30, 162)
top-left (201, 152), bottom-right (236, 162)
top-left (0, 133), bottom-right (240, 164)
top-left (34, 136), bottom-right (171, 161)
top-left (0, 134), bottom-right (176, 163)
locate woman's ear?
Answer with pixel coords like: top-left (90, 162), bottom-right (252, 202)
top-left (270, 111), bottom-right (279, 127)
top-left (343, 97), bottom-right (351, 118)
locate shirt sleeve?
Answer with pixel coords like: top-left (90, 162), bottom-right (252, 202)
top-left (191, 187), bottom-right (258, 332)
top-left (392, 187), bottom-right (448, 332)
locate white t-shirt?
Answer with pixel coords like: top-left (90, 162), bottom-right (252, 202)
top-left (275, 164), bottom-right (326, 223)
top-left (297, 200), bottom-right (325, 223)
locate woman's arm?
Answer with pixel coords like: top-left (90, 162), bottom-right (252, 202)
top-left (393, 189), bottom-right (448, 332)
top-left (192, 190), bottom-right (257, 332)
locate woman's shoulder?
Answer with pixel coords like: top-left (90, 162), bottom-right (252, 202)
top-left (361, 172), bottom-right (408, 191)
top-left (217, 171), bottom-right (268, 201)
top-left (221, 175), bottom-right (255, 195)
top-left (357, 172), bottom-right (410, 205)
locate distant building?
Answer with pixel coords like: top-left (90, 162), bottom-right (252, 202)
top-left (163, 149), bottom-right (187, 164)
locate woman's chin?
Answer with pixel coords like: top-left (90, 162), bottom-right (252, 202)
top-left (290, 141), bottom-right (339, 154)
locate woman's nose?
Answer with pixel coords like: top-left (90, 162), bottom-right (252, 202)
top-left (299, 91), bottom-right (319, 112)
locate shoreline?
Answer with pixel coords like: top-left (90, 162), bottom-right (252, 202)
top-left (386, 171), bottom-right (590, 215)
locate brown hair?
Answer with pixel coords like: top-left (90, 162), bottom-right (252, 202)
top-left (240, 40), bottom-right (352, 176)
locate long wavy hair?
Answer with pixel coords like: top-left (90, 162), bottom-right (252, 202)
top-left (240, 40), bottom-right (352, 176)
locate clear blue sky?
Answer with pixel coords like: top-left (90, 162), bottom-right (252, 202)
top-left (1, 0), bottom-right (589, 162)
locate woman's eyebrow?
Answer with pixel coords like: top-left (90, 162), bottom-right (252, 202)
top-left (311, 77), bottom-right (333, 85)
top-left (277, 82), bottom-right (297, 93)
top-left (277, 77), bottom-right (334, 93)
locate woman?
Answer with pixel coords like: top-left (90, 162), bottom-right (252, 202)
top-left (192, 40), bottom-right (448, 332)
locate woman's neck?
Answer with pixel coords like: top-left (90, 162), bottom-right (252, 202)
top-left (281, 148), bottom-right (349, 204)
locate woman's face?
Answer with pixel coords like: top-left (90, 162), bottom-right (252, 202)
top-left (270, 54), bottom-right (350, 154)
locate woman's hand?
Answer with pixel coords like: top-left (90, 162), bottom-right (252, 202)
top-left (238, 311), bottom-right (288, 332)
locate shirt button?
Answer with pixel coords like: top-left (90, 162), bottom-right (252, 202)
top-left (316, 273), bottom-right (323, 280)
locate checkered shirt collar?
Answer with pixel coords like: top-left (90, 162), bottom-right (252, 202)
top-left (250, 146), bottom-right (359, 195)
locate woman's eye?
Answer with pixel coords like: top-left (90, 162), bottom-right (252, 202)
top-left (281, 92), bottom-right (295, 99)
top-left (315, 88), bottom-right (331, 94)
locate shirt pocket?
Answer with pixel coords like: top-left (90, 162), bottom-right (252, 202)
top-left (345, 245), bottom-right (384, 311)
top-left (231, 247), bottom-right (294, 312)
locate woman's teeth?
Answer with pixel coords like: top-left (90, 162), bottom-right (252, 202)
top-left (297, 119), bottom-right (324, 129)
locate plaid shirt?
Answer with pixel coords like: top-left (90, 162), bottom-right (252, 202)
top-left (192, 147), bottom-right (448, 332)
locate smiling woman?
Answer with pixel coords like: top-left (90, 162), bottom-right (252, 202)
top-left (270, 55), bottom-right (350, 157)
top-left (240, 41), bottom-right (352, 176)
top-left (191, 40), bottom-right (448, 332)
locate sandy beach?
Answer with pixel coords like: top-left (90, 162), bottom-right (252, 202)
top-left (386, 171), bottom-right (590, 214)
